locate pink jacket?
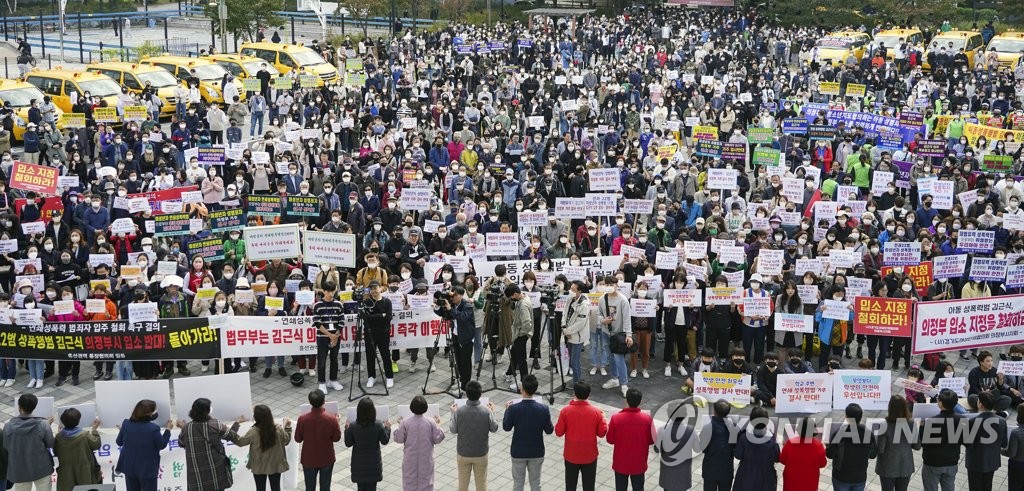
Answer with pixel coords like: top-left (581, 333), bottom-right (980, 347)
top-left (47, 300), bottom-right (86, 322)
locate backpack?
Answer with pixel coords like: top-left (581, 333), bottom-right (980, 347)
top-left (922, 352), bottom-right (941, 371)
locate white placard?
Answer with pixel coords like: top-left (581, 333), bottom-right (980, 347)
top-left (110, 218), bottom-right (135, 234)
top-left (588, 168), bottom-right (621, 191)
top-left (55, 402), bottom-right (97, 428)
top-left (517, 211), bottom-right (547, 227)
top-left (399, 188), bottom-right (432, 211)
top-left (663, 289), bottom-right (703, 308)
top-left (244, 224), bottom-right (302, 261)
top-left (933, 254), bottom-right (967, 279)
top-left (706, 168), bottom-right (739, 190)
top-left (775, 313), bottom-right (813, 333)
top-left (937, 377), bottom-right (967, 397)
top-left (128, 302), bottom-right (158, 324)
top-left (52, 300), bottom-right (73, 316)
top-left (655, 250), bottom-right (679, 270)
top-left (800, 286), bottom-right (820, 307)
top-left (999, 361), bottom-right (1024, 376)
top-left (345, 405), bottom-right (390, 423)
top-left (181, 191), bottom-right (203, 204)
top-left (832, 369), bottom-right (891, 411)
top-left (741, 296), bottom-right (772, 317)
top-left (757, 249), bottom-right (784, 276)
top-left (173, 373), bottom-right (253, 422)
top-left (95, 379), bottom-right (172, 427)
top-left (630, 298), bottom-right (657, 317)
top-left (693, 372), bottom-right (751, 406)
top-left (298, 401), bottom-right (339, 416)
top-left (486, 233), bottom-right (519, 256)
top-left (302, 231), bottom-right (356, 269)
top-left (822, 300), bottom-right (850, 320)
top-left (21, 221), bottom-right (45, 235)
top-left (685, 241), bottom-right (707, 260)
top-left (86, 298), bottom-right (106, 314)
top-left (399, 404), bottom-right (440, 419)
top-left (777, 373), bottom-right (834, 413)
top-left (14, 396), bottom-right (54, 419)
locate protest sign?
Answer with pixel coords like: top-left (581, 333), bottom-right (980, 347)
top-left (1004, 214), bottom-right (1024, 232)
top-left (58, 113), bottom-right (85, 128)
top-left (751, 147), bottom-right (781, 167)
top-left (588, 168), bottom-right (621, 191)
top-left (693, 373), bottom-right (751, 406)
top-left (630, 299), bottom-right (657, 317)
top-left (399, 188), bottom-right (432, 211)
top-left (1007, 264), bottom-right (1024, 289)
top-left (624, 199), bottom-right (654, 214)
top-left (302, 231), bottom-right (356, 269)
top-left (555, 197), bottom-right (587, 219)
top-left (173, 372), bottom-right (253, 423)
top-left (832, 370), bottom-right (891, 410)
top-left (95, 380), bottom-right (172, 427)
top-left (705, 287), bottom-right (742, 306)
top-left (93, 107), bottom-right (118, 123)
top-left (285, 195), bottom-right (320, 216)
top-left (9, 161), bottom-right (59, 195)
top-left (486, 233), bottom-right (519, 257)
top-left (747, 127), bottom-right (774, 145)
top-left (798, 285), bottom-right (820, 304)
top-left (969, 257), bottom-right (1007, 282)
top-left (894, 377), bottom-right (938, 398)
top-left (663, 289), bottom-right (703, 308)
top-left (982, 154), bottom-right (1014, 172)
top-left (153, 213), bottom-right (191, 237)
top-left (741, 296), bottom-right (772, 318)
top-left (706, 168), bottom-right (738, 190)
top-left (937, 377), bottom-right (968, 397)
top-left (957, 230), bottom-right (995, 253)
top-left (189, 238), bottom-right (224, 261)
top-left (209, 208), bottom-right (246, 232)
top-left (822, 300), bottom-right (851, 320)
top-left (933, 254), bottom-right (968, 279)
top-left (775, 313), bottom-right (813, 333)
top-left (583, 193), bottom-right (617, 217)
top-left (883, 241), bottom-right (921, 266)
top-left (684, 241), bottom-right (707, 260)
top-left (655, 250), bottom-right (679, 270)
top-left (777, 373), bottom-right (834, 413)
top-left (913, 294), bottom-right (1024, 354)
top-left (880, 262), bottom-right (933, 297)
top-left (517, 211), bottom-right (547, 227)
top-left (999, 361), bottom-right (1024, 377)
top-left (244, 224), bottom-right (302, 261)
top-left (853, 297), bottom-right (913, 337)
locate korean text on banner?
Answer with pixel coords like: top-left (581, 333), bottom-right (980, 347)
top-left (933, 254), bottom-right (968, 279)
top-left (705, 287), bottom-right (742, 306)
top-left (880, 262), bottom-right (933, 297)
top-left (706, 168), bottom-right (738, 190)
top-left (588, 168), bottom-right (621, 191)
top-left (775, 313), bottom-right (813, 333)
top-left (913, 294), bottom-right (1024, 354)
top-left (693, 372), bottom-right (751, 406)
top-left (832, 370), bottom-right (891, 411)
top-left (243, 224), bottom-right (302, 262)
top-left (9, 161), bottom-right (59, 195)
top-left (0, 318), bottom-right (219, 360)
top-left (485, 233), bottom-right (519, 257)
top-left (853, 297), bottom-right (912, 337)
top-left (957, 230), bottom-right (995, 253)
top-left (663, 289), bottom-right (702, 308)
top-left (303, 231), bottom-right (356, 268)
top-left (777, 373), bottom-right (834, 413)
top-left (399, 188), bottom-right (432, 211)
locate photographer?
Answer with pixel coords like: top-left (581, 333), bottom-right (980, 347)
top-left (312, 281), bottom-right (345, 394)
top-left (361, 281), bottom-right (394, 389)
top-left (561, 280), bottom-right (591, 387)
top-left (481, 264), bottom-right (513, 359)
top-left (435, 285), bottom-right (475, 391)
top-left (499, 284), bottom-right (533, 391)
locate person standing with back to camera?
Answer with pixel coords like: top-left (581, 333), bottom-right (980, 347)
top-left (499, 283), bottom-right (533, 391)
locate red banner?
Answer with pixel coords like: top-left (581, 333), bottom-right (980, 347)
top-left (9, 161), bottom-right (58, 195)
top-left (853, 296), bottom-right (913, 337)
top-left (126, 186), bottom-right (199, 215)
top-left (880, 261), bottom-right (933, 297)
top-left (14, 197), bottom-right (64, 223)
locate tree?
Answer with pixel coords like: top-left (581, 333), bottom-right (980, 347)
top-left (338, 0), bottom-right (391, 37)
top-left (206, 0), bottom-right (285, 43)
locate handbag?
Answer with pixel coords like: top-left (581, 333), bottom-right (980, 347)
top-left (605, 296), bottom-right (637, 355)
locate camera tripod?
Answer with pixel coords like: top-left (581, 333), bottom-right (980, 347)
top-left (422, 317), bottom-right (463, 398)
top-left (476, 295), bottom-right (519, 395)
top-left (533, 307), bottom-right (567, 405)
top-left (347, 314), bottom-right (391, 402)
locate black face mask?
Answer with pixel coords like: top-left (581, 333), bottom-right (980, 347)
top-left (1011, 356), bottom-right (1023, 362)
top-left (701, 358), bottom-right (714, 365)
top-left (766, 362), bottom-right (778, 369)
top-left (732, 359), bottom-right (744, 366)
top-left (790, 358), bottom-right (802, 365)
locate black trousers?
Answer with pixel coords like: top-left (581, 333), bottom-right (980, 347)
top-left (614, 473), bottom-right (644, 491)
top-left (58, 361), bottom-right (80, 378)
top-left (705, 325), bottom-right (730, 358)
top-left (254, 473), bottom-right (281, 491)
top-left (454, 341), bottom-right (473, 390)
top-left (506, 335), bottom-right (529, 382)
top-left (967, 470), bottom-right (993, 491)
top-left (364, 326), bottom-right (393, 379)
top-left (316, 336), bottom-right (339, 383)
top-left (703, 477), bottom-right (732, 491)
top-left (565, 460), bottom-right (596, 491)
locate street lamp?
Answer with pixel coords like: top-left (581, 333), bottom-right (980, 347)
top-left (209, 0), bottom-right (228, 54)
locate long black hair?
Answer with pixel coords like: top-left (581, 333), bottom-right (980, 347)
top-left (252, 404), bottom-right (277, 451)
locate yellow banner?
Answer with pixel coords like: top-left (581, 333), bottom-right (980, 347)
top-left (846, 84), bottom-right (866, 98)
top-left (196, 287), bottom-right (218, 300)
top-left (58, 112), bottom-right (85, 128)
top-left (693, 125), bottom-right (718, 141)
top-left (123, 105), bottom-right (148, 121)
top-left (819, 81), bottom-right (840, 96)
top-left (963, 122), bottom-right (1024, 146)
top-left (94, 107), bottom-right (118, 123)
top-left (657, 143), bottom-right (678, 160)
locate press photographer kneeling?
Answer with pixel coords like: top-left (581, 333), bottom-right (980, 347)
top-left (433, 286), bottom-right (475, 391)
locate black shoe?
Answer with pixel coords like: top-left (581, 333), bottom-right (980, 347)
top-left (103, 372), bottom-right (113, 381)
top-left (55, 377), bottom-right (67, 387)
top-left (960, 353), bottom-right (971, 360)
top-left (263, 368), bottom-right (272, 378)
top-left (93, 368), bottom-right (103, 380)
top-left (178, 367), bottom-right (191, 376)
top-left (249, 365), bottom-right (257, 373)
top-left (856, 346), bottom-right (863, 359)
top-left (71, 376), bottom-right (80, 386)
top-left (844, 347), bottom-right (852, 359)
top-left (532, 358), bottom-right (540, 370)
top-left (161, 367), bottom-right (174, 379)
top-left (279, 367), bottom-right (287, 377)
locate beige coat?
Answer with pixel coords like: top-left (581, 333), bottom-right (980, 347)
top-left (235, 425), bottom-right (291, 475)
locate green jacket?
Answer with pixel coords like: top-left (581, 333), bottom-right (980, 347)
top-left (54, 429), bottom-right (101, 491)
top-left (159, 292), bottom-right (190, 318)
top-left (222, 238), bottom-right (246, 267)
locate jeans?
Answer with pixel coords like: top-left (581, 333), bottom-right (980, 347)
top-left (13, 476), bottom-right (52, 491)
top-left (254, 473), bottom-right (281, 491)
top-left (116, 361), bottom-right (134, 380)
top-left (251, 111), bottom-right (265, 136)
top-left (316, 336), bottom-right (339, 383)
top-left (27, 360), bottom-right (44, 380)
top-left (264, 356), bottom-right (285, 368)
top-left (511, 457), bottom-right (543, 491)
top-left (457, 454), bottom-right (488, 491)
top-left (303, 463), bottom-right (333, 491)
top-left (589, 330), bottom-right (608, 367)
top-left (610, 351), bottom-right (628, 385)
top-left (473, 325), bottom-right (484, 364)
top-left (568, 343), bottom-right (583, 385)
top-left (880, 476), bottom-right (910, 491)
top-left (614, 473), bottom-right (644, 491)
top-left (832, 480), bottom-right (865, 491)
top-left (124, 475), bottom-right (158, 491)
top-left (565, 459), bottom-right (596, 491)
top-left (922, 464), bottom-right (957, 491)
top-left (0, 358), bottom-right (15, 379)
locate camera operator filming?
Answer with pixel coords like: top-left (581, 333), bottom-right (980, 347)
top-left (433, 285), bottom-right (475, 392)
top-left (359, 281), bottom-right (394, 389)
top-left (500, 284), bottom-right (533, 391)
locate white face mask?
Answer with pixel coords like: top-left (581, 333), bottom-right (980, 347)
top-left (401, 272), bottom-right (411, 280)
top-left (902, 284), bottom-right (913, 292)
top-left (442, 273), bottom-right (452, 281)
top-left (216, 300), bottom-right (226, 308)
top-left (524, 281), bottom-right (535, 289)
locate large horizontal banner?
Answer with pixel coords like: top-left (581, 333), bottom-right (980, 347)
top-left (0, 317), bottom-right (218, 360)
top-left (435, 255), bottom-right (624, 286)
top-left (913, 294), bottom-right (1024, 354)
top-left (777, 373), bottom-right (833, 414)
top-left (853, 297), bottom-right (913, 337)
top-left (220, 310), bottom-right (448, 357)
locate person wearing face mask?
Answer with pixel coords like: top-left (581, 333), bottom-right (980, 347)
top-left (156, 275), bottom-right (192, 378)
top-left (739, 273), bottom-right (772, 364)
top-left (83, 284), bottom-right (118, 380)
top-left (354, 252), bottom-right (388, 289)
top-left (814, 286), bottom-right (854, 371)
top-left (45, 285), bottom-right (85, 386)
top-left (83, 196), bottom-right (111, 243)
top-left (43, 209), bottom-right (70, 247)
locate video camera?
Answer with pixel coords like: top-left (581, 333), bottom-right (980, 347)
top-left (485, 282), bottom-right (505, 303)
top-left (538, 285), bottom-right (561, 307)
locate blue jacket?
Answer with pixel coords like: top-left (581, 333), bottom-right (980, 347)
top-left (83, 206), bottom-right (110, 238)
top-left (699, 416), bottom-right (736, 479)
top-left (814, 300), bottom-right (854, 345)
top-left (502, 399), bottom-right (553, 459)
top-left (102, 142), bottom-right (129, 167)
top-left (22, 130), bottom-right (40, 153)
top-left (114, 419), bottom-right (170, 479)
top-left (428, 146), bottom-right (449, 170)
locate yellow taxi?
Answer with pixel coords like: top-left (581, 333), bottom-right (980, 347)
top-left (0, 79), bottom-right (63, 140)
top-left (986, 32), bottom-right (1024, 68)
top-left (23, 68), bottom-right (121, 113)
top-left (238, 42), bottom-right (339, 85)
top-left (139, 55), bottom-right (229, 104)
top-left (204, 54), bottom-right (281, 81)
top-left (814, 31), bottom-right (871, 66)
top-left (85, 62), bottom-right (180, 117)
top-left (872, 28), bottom-right (924, 60)
top-left (922, 31), bottom-right (985, 71)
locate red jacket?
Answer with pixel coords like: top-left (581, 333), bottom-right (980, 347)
top-left (606, 407), bottom-right (655, 475)
top-left (778, 436), bottom-right (827, 491)
top-left (554, 399), bottom-right (608, 464)
top-left (294, 407), bottom-right (341, 468)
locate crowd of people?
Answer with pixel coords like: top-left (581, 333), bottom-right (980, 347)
top-left (0, 1), bottom-right (1022, 489)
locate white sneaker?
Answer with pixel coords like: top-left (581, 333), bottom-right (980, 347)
top-left (26, 378), bottom-right (36, 388)
top-left (664, 366), bottom-right (672, 377)
top-left (509, 381), bottom-right (520, 391)
top-left (201, 365), bottom-right (209, 373)
top-left (0, 379), bottom-right (6, 387)
top-left (642, 370), bottom-right (650, 379)
top-left (601, 378), bottom-right (620, 389)
top-left (600, 367), bottom-right (608, 376)
top-left (329, 380), bottom-right (343, 390)
top-left (629, 369), bottom-right (638, 378)
top-left (621, 385), bottom-right (629, 397)
top-left (317, 383), bottom-right (327, 393)
top-left (3, 379), bottom-right (12, 387)
top-left (678, 363), bottom-right (686, 375)
top-left (385, 378), bottom-right (394, 388)
top-left (305, 369), bottom-right (314, 376)
top-left (366, 377), bottom-right (375, 388)
top-left (239, 361), bottom-right (247, 368)
top-left (589, 367), bottom-right (598, 375)
top-left (35, 380), bottom-right (43, 389)
top-left (429, 363), bottom-right (437, 372)
top-left (484, 352), bottom-right (492, 362)
top-left (504, 374), bottom-right (514, 382)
